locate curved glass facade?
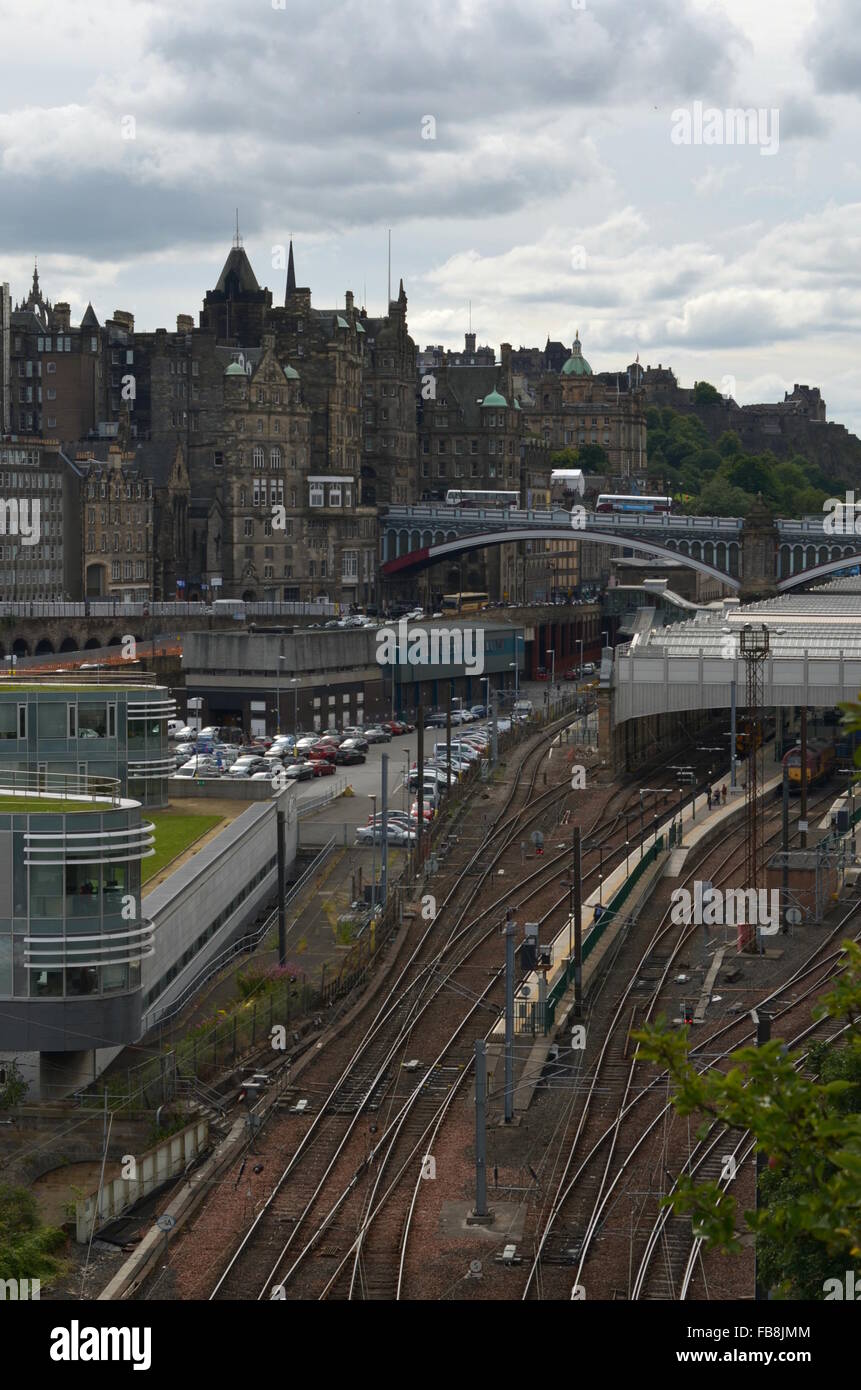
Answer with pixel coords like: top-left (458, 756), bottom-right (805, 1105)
top-left (0, 682), bottom-right (174, 808)
top-left (0, 784), bottom-right (154, 1050)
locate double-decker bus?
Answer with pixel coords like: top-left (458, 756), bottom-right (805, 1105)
top-left (444, 489), bottom-right (519, 509)
top-left (440, 592), bottom-right (490, 615)
top-left (594, 494), bottom-right (673, 514)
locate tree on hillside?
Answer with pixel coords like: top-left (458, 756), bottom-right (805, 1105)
top-left (0, 1184), bottom-right (67, 1285)
top-left (693, 380), bottom-right (722, 404)
top-left (635, 941), bottom-right (861, 1299)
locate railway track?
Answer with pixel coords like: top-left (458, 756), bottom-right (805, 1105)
top-left (204, 706), bottom-right (610, 1299)
top-left (517, 779), bottom-right (855, 1301)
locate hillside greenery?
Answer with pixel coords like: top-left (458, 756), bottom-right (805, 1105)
top-left (646, 402), bottom-right (846, 517)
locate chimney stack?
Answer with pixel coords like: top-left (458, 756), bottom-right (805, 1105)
top-left (176, 314), bottom-right (194, 333)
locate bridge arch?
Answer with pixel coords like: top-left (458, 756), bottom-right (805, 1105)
top-left (34, 639), bottom-right (55, 656)
top-left (778, 551), bottom-right (861, 590)
top-left (381, 527), bottom-right (740, 591)
top-left (59, 637), bottom-right (78, 653)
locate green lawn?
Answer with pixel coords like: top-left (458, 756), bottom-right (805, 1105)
top-left (143, 810), bottom-right (224, 883)
top-left (0, 796), bottom-right (90, 813)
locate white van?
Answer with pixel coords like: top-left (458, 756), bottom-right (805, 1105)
top-left (212, 598), bottom-right (246, 618)
top-left (513, 699), bottom-right (534, 718)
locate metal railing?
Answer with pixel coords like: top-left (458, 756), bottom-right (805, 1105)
top-left (146, 835), bottom-right (338, 1034)
top-left (0, 769), bottom-right (123, 807)
top-left (0, 667), bottom-right (159, 685)
top-left (0, 599), bottom-right (340, 619)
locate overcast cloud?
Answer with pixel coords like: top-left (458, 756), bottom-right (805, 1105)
top-left (1, 0), bottom-right (859, 430)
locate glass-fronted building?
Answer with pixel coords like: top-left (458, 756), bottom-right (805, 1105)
top-left (0, 773), bottom-right (154, 1050)
top-left (0, 678), bottom-right (175, 807)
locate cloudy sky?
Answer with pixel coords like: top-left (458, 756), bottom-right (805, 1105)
top-left (2, 0), bottom-right (860, 428)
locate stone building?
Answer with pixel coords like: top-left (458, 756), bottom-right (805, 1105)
top-left (0, 437), bottom-right (82, 602)
top-left (76, 436), bottom-right (189, 601)
top-left (517, 333), bottom-right (648, 477)
top-left (360, 280), bottom-right (418, 509)
top-left (4, 266), bottom-right (104, 440)
top-left (411, 342), bottom-right (555, 604)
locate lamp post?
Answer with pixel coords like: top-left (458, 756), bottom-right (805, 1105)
top-left (290, 677), bottom-right (299, 733)
top-left (578, 637), bottom-right (584, 680)
top-left (274, 654), bottom-right (289, 736)
top-left (546, 647), bottom-right (555, 713)
top-left (369, 793), bottom-right (377, 910)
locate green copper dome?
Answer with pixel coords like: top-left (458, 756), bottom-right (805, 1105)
top-left (481, 389), bottom-right (508, 407)
top-left (283, 364), bottom-right (300, 380)
top-left (224, 362), bottom-right (246, 376)
top-left (561, 333), bottom-right (592, 376)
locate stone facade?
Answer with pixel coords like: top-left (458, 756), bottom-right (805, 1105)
top-left (76, 436), bottom-right (189, 601)
top-left (515, 334), bottom-right (648, 478)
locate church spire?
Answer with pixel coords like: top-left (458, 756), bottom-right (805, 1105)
top-left (286, 239), bottom-right (296, 296)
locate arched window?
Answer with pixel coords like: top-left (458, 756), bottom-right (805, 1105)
top-left (270, 447), bottom-right (282, 469)
top-left (253, 446), bottom-right (265, 470)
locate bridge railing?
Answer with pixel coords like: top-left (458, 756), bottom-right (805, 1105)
top-left (0, 600), bottom-right (339, 620)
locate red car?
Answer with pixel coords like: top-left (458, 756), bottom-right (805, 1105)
top-left (310, 759), bottom-right (336, 776)
top-left (308, 743), bottom-right (337, 763)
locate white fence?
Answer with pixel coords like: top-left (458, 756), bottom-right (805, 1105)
top-left (75, 1117), bottom-right (209, 1242)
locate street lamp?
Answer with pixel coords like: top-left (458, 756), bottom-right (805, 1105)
top-left (546, 646), bottom-right (555, 694)
top-left (274, 654), bottom-right (288, 736)
top-left (369, 793), bottom-right (377, 910)
top-left (290, 677), bottom-right (299, 733)
top-left (578, 637), bottom-right (584, 680)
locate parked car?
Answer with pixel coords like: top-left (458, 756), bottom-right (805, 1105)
top-left (340, 736), bottom-right (369, 753)
top-left (309, 758), bottom-right (336, 776)
top-left (227, 755), bottom-right (269, 778)
top-left (356, 823), bottom-right (416, 846)
top-left (173, 757), bottom-right (221, 779)
top-left (283, 761), bottom-right (315, 781)
top-left (363, 726), bottom-right (392, 743)
top-left (410, 799), bottom-right (436, 821)
top-left (308, 744), bottom-right (337, 763)
top-left (424, 712), bottom-right (449, 728)
top-left (470, 705), bottom-right (487, 718)
top-left (295, 736), bottom-right (320, 754)
top-left (335, 747), bottom-right (366, 765)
